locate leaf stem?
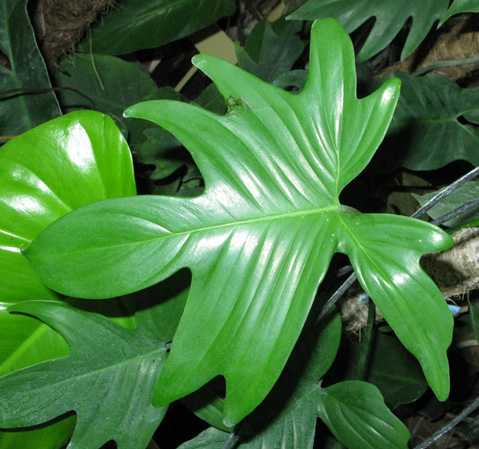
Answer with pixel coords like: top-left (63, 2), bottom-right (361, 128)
top-left (411, 166), bottom-right (479, 219)
top-left (431, 198), bottom-right (479, 226)
top-left (413, 55), bottom-right (479, 77)
top-left (355, 300), bottom-right (376, 381)
top-left (221, 429), bottom-right (238, 449)
top-left (317, 272), bottom-right (357, 322)
top-left (412, 394), bottom-right (479, 449)
top-left (319, 165), bottom-right (479, 321)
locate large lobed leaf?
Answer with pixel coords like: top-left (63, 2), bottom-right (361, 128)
top-left (287, 0), bottom-right (449, 62)
top-left (0, 301), bottom-right (167, 449)
top-left (25, 19), bottom-right (453, 426)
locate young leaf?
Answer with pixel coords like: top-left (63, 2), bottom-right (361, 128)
top-left (287, 0), bottom-right (449, 62)
top-left (0, 301), bottom-right (168, 449)
top-left (79, 0), bottom-right (236, 55)
top-left (0, 0), bottom-right (61, 136)
top-left (316, 381), bottom-right (410, 449)
top-left (25, 19), bottom-right (453, 426)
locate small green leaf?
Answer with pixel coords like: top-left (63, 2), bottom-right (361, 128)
top-left (79, 0), bottom-right (236, 55)
top-left (287, 0), bottom-right (449, 62)
top-left (26, 19), bottom-right (452, 426)
top-left (317, 381), bottom-right (410, 449)
top-left (0, 0), bottom-right (61, 136)
top-left (0, 301), bottom-right (167, 449)
top-left (54, 54), bottom-right (178, 143)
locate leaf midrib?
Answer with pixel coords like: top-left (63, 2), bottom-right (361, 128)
top-left (61, 203), bottom-right (341, 254)
top-left (4, 342), bottom-right (166, 397)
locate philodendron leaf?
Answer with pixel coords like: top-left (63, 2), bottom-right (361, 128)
top-left (0, 301), bottom-right (167, 449)
top-left (26, 19), bottom-right (453, 426)
top-left (287, 0), bottom-right (449, 62)
top-left (381, 72), bottom-right (479, 171)
top-left (0, 110), bottom-right (135, 305)
top-left (0, 0), bottom-right (61, 136)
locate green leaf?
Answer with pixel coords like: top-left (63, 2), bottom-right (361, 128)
top-left (382, 72), bottom-right (479, 171)
top-left (287, 0), bottom-right (449, 62)
top-left (0, 111), bottom-right (136, 447)
top-left (0, 0), bottom-right (61, 136)
top-left (26, 19), bottom-right (452, 426)
top-left (236, 19), bottom-right (305, 83)
top-left (414, 182), bottom-right (479, 228)
top-left (317, 381), bottom-right (410, 449)
top-left (0, 301), bottom-right (167, 449)
top-left (79, 0), bottom-right (236, 55)
top-left (440, 0), bottom-right (479, 25)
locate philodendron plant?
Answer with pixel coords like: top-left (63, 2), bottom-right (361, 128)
top-left (0, 19), bottom-right (453, 449)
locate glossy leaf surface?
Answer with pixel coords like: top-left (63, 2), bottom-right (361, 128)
top-left (0, 111), bottom-right (135, 305)
top-left (287, 0), bottom-right (449, 62)
top-left (0, 301), bottom-right (167, 449)
top-left (26, 19), bottom-right (453, 425)
top-left (0, 111), bottom-right (136, 448)
top-left (0, 0), bottom-right (61, 136)
top-left (79, 0), bottom-right (236, 55)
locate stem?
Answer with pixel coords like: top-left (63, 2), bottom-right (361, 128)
top-left (355, 300), bottom-right (376, 381)
top-left (413, 55), bottom-right (479, 77)
top-left (431, 198), bottom-right (479, 226)
top-left (221, 430), bottom-right (238, 449)
top-left (413, 395), bottom-right (479, 449)
top-left (411, 165), bottom-right (479, 219)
